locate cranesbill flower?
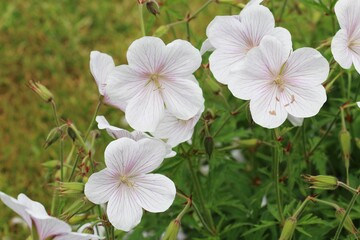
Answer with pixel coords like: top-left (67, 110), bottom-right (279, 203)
top-left (204, 5), bottom-right (291, 84)
top-left (96, 115), bottom-right (176, 157)
top-left (331, 0), bottom-right (360, 73)
top-left (0, 192), bottom-right (101, 240)
top-left (151, 108), bottom-right (203, 147)
top-left (106, 37), bottom-right (204, 132)
top-left (228, 36), bottom-right (329, 129)
top-left (84, 138), bottom-right (176, 231)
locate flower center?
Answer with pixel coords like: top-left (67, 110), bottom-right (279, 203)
top-left (274, 76), bottom-right (285, 91)
top-left (120, 175), bottom-right (134, 187)
top-left (149, 73), bottom-right (163, 90)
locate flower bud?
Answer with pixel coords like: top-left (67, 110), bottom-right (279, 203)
top-left (42, 160), bottom-right (60, 169)
top-left (28, 80), bottom-right (54, 103)
top-left (82, 227), bottom-right (95, 234)
top-left (162, 219), bottom-right (180, 240)
top-left (153, 25), bottom-right (170, 37)
top-left (146, 0), bottom-right (160, 16)
top-left (339, 129), bottom-right (351, 169)
top-left (335, 208), bottom-right (358, 235)
top-left (68, 214), bottom-right (98, 225)
top-left (204, 136), bottom-right (214, 158)
top-left (58, 182), bottom-right (84, 196)
top-left (67, 127), bottom-right (77, 142)
top-left (44, 127), bottom-right (63, 149)
top-left (279, 217), bottom-right (297, 240)
top-left (238, 139), bottom-right (259, 148)
top-left (303, 175), bottom-right (338, 190)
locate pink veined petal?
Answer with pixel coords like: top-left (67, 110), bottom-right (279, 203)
top-left (96, 115), bottom-right (133, 139)
top-left (283, 47), bottom-right (329, 87)
top-left (28, 214), bottom-right (71, 240)
top-left (54, 232), bottom-right (104, 240)
top-left (84, 169), bottom-right (120, 205)
top-left (104, 138), bottom-right (140, 176)
top-left (228, 36), bottom-right (288, 100)
top-left (127, 138), bottom-right (167, 176)
top-left (132, 174), bottom-right (176, 213)
top-left (90, 51), bottom-right (115, 96)
top-left (161, 39), bottom-right (202, 77)
top-left (106, 64), bottom-right (149, 112)
top-left (351, 44), bottom-right (360, 74)
top-left (130, 131), bottom-right (149, 141)
top-left (244, 0), bottom-right (263, 8)
top-left (239, 5), bottom-right (275, 46)
top-left (18, 194), bottom-right (48, 217)
top-left (125, 81), bottom-right (165, 132)
top-left (334, 0), bottom-right (360, 35)
top-left (287, 114), bottom-right (304, 127)
top-left (200, 38), bottom-right (215, 55)
top-left (250, 85), bottom-right (288, 129)
top-left (107, 185), bottom-right (143, 232)
top-left (161, 77), bottom-right (204, 120)
top-left (126, 36), bottom-right (166, 74)
top-left (152, 109), bottom-right (202, 147)
top-left (269, 27), bottom-right (292, 53)
top-left (331, 29), bottom-right (353, 69)
top-left (0, 192), bottom-right (32, 227)
top-left (280, 85), bottom-right (327, 118)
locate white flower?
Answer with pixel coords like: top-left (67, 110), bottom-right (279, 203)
top-left (90, 51), bottom-right (116, 105)
top-left (151, 108), bottom-right (203, 147)
top-left (84, 138), bottom-right (176, 231)
top-left (331, 0), bottom-right (360, 73)
top-left (106, 36), bottom-right (204, 132)
top-left (287, 114), bottom-right (304, 127)
top-left (0, 192), bottom-right (101, 240)
top-left (203, 5), bottom-right (291, 84)
top-left (96, 115), bottom-right (176, 157)
top-left (228, 36), bottom-right (329, 129)
top-left (357, 102), bottom-right (360, 108)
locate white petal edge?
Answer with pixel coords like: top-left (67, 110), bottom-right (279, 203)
top-left (90, 51), bottom-right (115, 96)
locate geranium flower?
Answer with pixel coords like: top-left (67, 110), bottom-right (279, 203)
top-left (105, 36), bottom-right (204, 132)
top-left (228, 36), bottom-right (329, 128)
top-left (0, 192), bottom-right (101, 240)
top-left (151, 108), bottom-right (203, 147)
top-left (84, 138), bottom-right (176, 231)
top-left (204, 4), bottom-right (291, 84)
top-left (95, 115), bottom-right (176, 157)
top-left (331, 0), bottom-right (360, 73)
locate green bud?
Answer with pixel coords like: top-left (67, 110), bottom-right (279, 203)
top-left (146, 0), bottom-right (160, 15)
top-left (42, 160), bottom-right (60, 169)
top-left (303, 175), bottom-right (338, 190)
top-left (67, 127), bottom-right (77, 142)
top-left (279, 217), bottom-right (297, 240)
top-left (162, 219), bottom-right (180, 240)
top-left (238, 139), bottom-right (259, 148)
top-left (44, 127), bottom-right (62, 149)
top-left (339, 129), bottom-right (351, 168)
top-left (335, 208), bottom-right (358, 235)
top-left (82, 227), bottom-right (95, 234)
top-left (62, 197), bottom-right (94, 220)
top-left (58, 182), bottom-right (84, 195)
top-left (153, 25), bottom-right (170, 38)
top-left (28, 80), bottom-right (54, 103)
top-left (68, 214), bottom-right (98, 225)
top-left (204, 136), bottom-right (214, 158)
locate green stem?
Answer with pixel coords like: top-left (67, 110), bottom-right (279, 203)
top-left (292, 196), bottom-right (311, 218)
top-left (311, 197), bottom-right (340, 210)
top-left (333, 187), bottom-right (360, 240)
top-left (338, 182), bottom-right (358, 194)
top-left (84, 96), bottom-right (103, 142)
top-left (138, 3), bottom-right (146, 36)
top-left (192, 201), bottom-right (216, 235)
top-left (354, 77), bottom-right (360, 101)
top-left (190, 0), bottom-right (214, 20)
top-left (273, 135), bottom-right (285, 224)
top-left (279, 0), bottom-right (288, 22)
top-left (51, 100), bottom-right (64, 182)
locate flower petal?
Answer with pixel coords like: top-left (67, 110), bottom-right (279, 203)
top-left (283, 48), bottom-right (329, 87)
top-left (17, 194), bottom-right (48, 217)
top-left (29, 215), bottom-right (71, 240)
top-left (107, 185), bottom-right (143, 232)
top-left (90, 51), bottom-right (115, 96)
top-left (84, 169), bottom-right (120, 204)
top-left (161, 78), bottom-right (204, 120)
top-left (269, 27), bottom-right (292, 53)
top-left (0, 192), bottom-right (32, 227)
top-left (250, 85), bottom-right (288, 129)
top-left (132, 174), bottom-right (176, 213)
top-left (54, 232), bottom-right (103, 240)
top-left (334, 0), bottom-right (360, 34)
top-left (125, 81), bottom-right (165, 132)
top-left (287, 114), bottom-right (304, 127)
top-left (106, 65), bottom-right (149, 111)
top-left (161, 39), bottom-right (202, 77)
top-left (200, 38), bottom-right (215, 55)
top-left (127, 36), bottom-right (166, 74)
top-left (280, 85), bottom-right (327, 118)
top-left (331, 29), bottom-right (353, 69)
top-left (96, 116), bottom-right (133, 139)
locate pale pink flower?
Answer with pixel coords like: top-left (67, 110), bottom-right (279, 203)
top-left (84, 138), bottom-right (176, 231)
top-left (331, 0), bottom-right (360, 73)
top-left (0, 192), bottom-right (101, 240)
top-left (106, 37), bottom-right (204, 132)
top-left (228, 36), bottom-right (329, 129)
top-left (203, 5), bottom-right (291, 84)
top-left (95, 115), bottom-right (176, 157)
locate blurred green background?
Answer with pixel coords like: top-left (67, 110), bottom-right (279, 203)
top-left (1, 0), bottom-right (357, 239)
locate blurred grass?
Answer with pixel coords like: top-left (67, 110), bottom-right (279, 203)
top-left (0, 0), bottom-right (348, 238)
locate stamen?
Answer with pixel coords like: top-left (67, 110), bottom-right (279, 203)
top-left (120, 175), bottom-right (134, 187)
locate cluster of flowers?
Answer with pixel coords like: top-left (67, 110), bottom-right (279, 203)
top-left (2, 0), bottom-right (360, 238)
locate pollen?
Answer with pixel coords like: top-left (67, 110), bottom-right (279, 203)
top-left (274, 76), bottom-right (285, 92)
top-left (149, 73), bottom-right (163, 91)
top-left (269, 110), bottom-right (276, 116)
top-left (120, 175), bottom-right (134, 187)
